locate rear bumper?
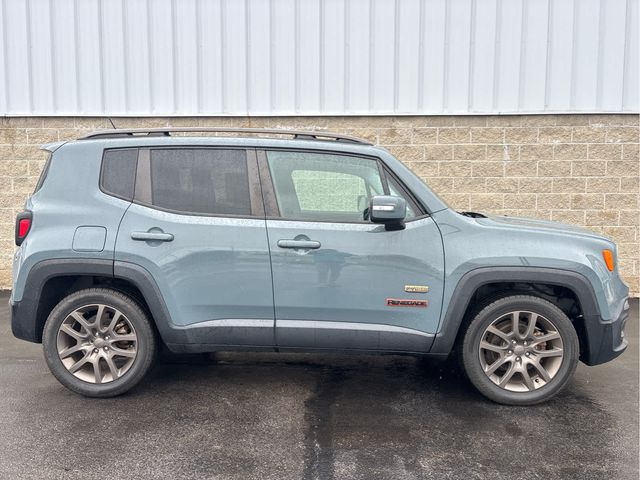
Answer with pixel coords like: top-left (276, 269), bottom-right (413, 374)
top-left (581, 298), bottom-right (630, 366)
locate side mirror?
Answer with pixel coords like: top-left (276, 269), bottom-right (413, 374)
top-left (369, 195), bottom-right (407, 230)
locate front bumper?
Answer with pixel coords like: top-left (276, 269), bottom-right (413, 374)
top-left (581, 298), bottom-right (630, 366)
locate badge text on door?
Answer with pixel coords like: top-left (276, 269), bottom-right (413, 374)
top-left (404, 285), bottom-right (429, 293)
top-left (386, 298), bottom-right (428, 308)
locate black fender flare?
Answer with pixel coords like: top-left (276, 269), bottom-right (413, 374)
top-left (429, 266), bottom-right (601, 356)
top-left (11, 258), bottom-right (113, 342)
top-left (12, 258), bottom-right (222, 346)
top-left (113, 261), bottom-right (184, 345)
top-left (11, 258), bottom-right (179, 344)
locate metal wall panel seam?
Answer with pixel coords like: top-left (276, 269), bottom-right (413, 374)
top-left (73, 0), bottom-right (81, 112)
top-left (97, 0), bottom-right (105, 112)
top-left (517, 0), bottom-right (528, 111)
top-left (595, 0), bottom-right (605, 109)
top-left (196, 0), bottom-right (204, 113)
top-left (543, 0), bottom-right (552, 109)
top-left (492, 0), bottom-right (502, 111)
top-left (319, 0), bottom-right (325, 112)
top-left (467, 0), bottom-right (476, 111)
top-left (442, 0), bottom-right (451, 111)
top-left (417, 0), bottom-right (425, 111)
top-left (146, 0), bottom-right (154, 114)
top-left (25, 0), bottom-right (34, 112)
top-left (392, 0), bottom-right (399, 112)
top-left (621, 0), bottom-right (632, 110)
top-left (48, 0), bottom-right (57, 112)
top-left (343, 0), bottom-right (350, 112)
top-left (0, 0), bottom-right (6, 112)
top-left (294, 0), bottom-right (301, 113)
top-left (121, 0), bottom-right (129, 112)
top-left (367, 0), bottom-right (374, 111)
top-left (269, 0), bottom-right (275, 113)
top-left (219, 0), bottom-right (227, 113)
top-left (170, 0), bottom-right (178, 112)
top-left (569, 0), bottom-right (579, 109)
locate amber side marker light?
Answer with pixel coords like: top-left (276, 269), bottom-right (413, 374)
top-left (602, 249), bottom-right (615, 272)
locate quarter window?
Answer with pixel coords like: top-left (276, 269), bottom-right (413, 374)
top-left (101, 149), bottom-right (138, 201)
top-left (149, 149), bottom-right (251, 216)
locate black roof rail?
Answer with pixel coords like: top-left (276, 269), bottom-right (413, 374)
top-left (78, 127), bottom-right (372, 145)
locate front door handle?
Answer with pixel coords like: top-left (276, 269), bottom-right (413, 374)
top-left (277, 239), bottom-right (321, 249)
top-left (131, 231), bottom-right (174, 242)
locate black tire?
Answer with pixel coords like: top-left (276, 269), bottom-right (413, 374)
top-left (42, 288), bottom-right (157, 398)
top-left (461, 294), bottom-right (579, 406)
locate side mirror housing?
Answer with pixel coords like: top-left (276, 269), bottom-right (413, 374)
top-left (369, 195), bottom-right (407, 230)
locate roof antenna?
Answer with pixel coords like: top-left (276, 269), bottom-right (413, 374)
top-left (108, 118), bottom-right (116, 129)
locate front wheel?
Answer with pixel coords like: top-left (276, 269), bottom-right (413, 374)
top-left (461, 295), bottom-right (579, 405)
top-left (42, 288), bottom-right (157, 397)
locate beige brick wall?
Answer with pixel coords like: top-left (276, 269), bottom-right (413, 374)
top-left (0, 114), bottom-right (638, 295)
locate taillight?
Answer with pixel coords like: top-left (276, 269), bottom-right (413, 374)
top-left (15, 211), bottom-right (32, 246)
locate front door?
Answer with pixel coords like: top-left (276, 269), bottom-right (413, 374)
top-left (115, 147), bottom-right (274, 347)
top-left (260, 149), bottom-right (445, 352)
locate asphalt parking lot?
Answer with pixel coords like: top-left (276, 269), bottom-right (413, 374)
top-left (0, 291), bottom-right (637, 480)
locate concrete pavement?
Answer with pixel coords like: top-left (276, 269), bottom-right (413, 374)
top-left (0, 292), bottom-right (637, 480)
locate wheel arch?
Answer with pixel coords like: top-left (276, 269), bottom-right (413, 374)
top-left (112, 260), bottom-right (178, 344)
top-left (430, 267), bottom-right (600, 358)
top-left (11, 258), bottom-right (174, 345)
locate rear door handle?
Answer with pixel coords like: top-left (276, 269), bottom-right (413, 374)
top-left (277, 239), bottom-right (321, 249)
top-left (131, 231), bottom-right (174, 242)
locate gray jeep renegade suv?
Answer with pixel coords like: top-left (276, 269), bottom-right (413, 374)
top-left (10, 128), bottom-right (630, 405)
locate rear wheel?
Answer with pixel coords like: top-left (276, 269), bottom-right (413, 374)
top-left (461, 295), bottom-right (579, 405)
top-left (42, 288), bottom-right (157, 397)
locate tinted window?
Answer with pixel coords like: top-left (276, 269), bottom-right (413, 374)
top-left (101, 149), bottom-right (138, 200)
top-left (267, 151), bottom-right (384, 222)
top-left (150, 148), bottom-right (251, 216)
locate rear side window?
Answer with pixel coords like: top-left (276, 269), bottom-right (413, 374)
top-left (101, 149), bottom-right (138, 201)
top-left (149, 148), bottom-right (251, 216)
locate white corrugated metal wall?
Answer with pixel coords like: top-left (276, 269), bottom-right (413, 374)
top-left (0, 0), bottom-right (638, 116)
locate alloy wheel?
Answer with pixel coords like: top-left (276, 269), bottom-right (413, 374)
top-left (478, 310), bottom-right (564, 392)
top-left (56, 304), bottom-right (138, 384)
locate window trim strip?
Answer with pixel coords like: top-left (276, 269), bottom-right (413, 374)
top-left (134, 148), bottom-right (152, 204)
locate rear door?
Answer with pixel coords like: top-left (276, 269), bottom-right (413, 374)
top-left (115, 147), bottom-right (274, 347)
top-left (259, 149), bottom-right (445, 353)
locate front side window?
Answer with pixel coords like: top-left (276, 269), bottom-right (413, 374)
top-left (266, 150), bottom-right (384, 222)
top-left (150, 148), bottom-right (251, 216)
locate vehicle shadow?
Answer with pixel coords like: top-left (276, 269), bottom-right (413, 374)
top-left (149, 349), bottom-right (477, 402)
top-left (136, 350), bottom-right (635, 480)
